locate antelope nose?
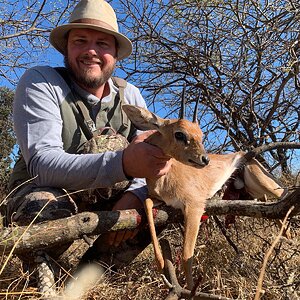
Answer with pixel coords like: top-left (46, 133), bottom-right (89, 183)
top-left (201, 155), bottom-right (210, 165)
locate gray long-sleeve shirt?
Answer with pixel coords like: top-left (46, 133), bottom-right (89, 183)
top-left (13, 66), bottom-right (148, 200)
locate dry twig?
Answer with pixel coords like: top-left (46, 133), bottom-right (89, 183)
top-left (254, 206), bottom-right (295, 300)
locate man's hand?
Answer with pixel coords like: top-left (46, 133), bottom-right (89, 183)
top-left (107, 192), bottom-right (143, 247)
top-left (122, 130), bottom-right (172, 179)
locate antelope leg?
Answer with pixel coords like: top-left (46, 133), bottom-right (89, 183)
top-left (183, 205), bottom-right (205, 290)
top-left (144, 197), bottom-right (164, 271)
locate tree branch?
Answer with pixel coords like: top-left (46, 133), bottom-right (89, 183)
top-left (1, 188), bottom-right (299, 255)
top-left (243, 142), bottom-right (300, 161)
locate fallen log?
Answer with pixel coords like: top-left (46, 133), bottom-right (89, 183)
top-left (1, 187), bottom-right (299, 255)
top-left (0, 206), bottom-right (182, 255)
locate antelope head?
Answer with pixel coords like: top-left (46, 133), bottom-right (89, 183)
top-left (122, 105), bottom-right (209, 168)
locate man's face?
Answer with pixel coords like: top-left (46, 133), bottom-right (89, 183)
top-left (65, 28), bottom-right (117, 91)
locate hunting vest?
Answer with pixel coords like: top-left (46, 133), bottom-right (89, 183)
top-left (8, 68), bottom-right (133, 191)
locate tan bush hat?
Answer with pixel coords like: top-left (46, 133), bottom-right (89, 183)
top-left (49, 0), bottom-right (132, 60)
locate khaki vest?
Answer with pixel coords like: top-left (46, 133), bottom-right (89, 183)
top-left (8, 71), bottom-right (133, 191)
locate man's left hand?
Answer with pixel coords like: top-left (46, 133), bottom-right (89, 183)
top-left (107, 192), bottom-right (143, 247)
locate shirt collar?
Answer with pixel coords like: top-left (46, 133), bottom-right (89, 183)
top-left (72, 78), bottom-right (117, 106)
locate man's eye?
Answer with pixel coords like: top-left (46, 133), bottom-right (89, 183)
top-left (97, 41), bottom-right (109, 48)
top-left (73, 39), bottom-right (85, 44)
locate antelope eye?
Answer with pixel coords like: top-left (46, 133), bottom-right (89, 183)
top-left (175, 131), bottom-right (188, 144)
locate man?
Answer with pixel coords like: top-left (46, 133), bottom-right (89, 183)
top-left (5, 0), bottom-right (171, 252)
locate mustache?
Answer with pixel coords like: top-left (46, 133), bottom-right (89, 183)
top-left (80, 54), bottom-right (103, 64)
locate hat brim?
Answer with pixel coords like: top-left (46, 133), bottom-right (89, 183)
top-left (49, 23), bottom-right (132, 60)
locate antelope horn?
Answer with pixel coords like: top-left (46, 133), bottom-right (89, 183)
top-left (179, 84), bottom-right (186, 119)
top-left (193, 98), bottom-right (200, 123)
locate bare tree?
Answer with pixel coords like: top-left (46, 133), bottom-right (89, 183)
top-left (0, 0), bottom-right (299, 174)
top-left (116, 0), bottom-right (300, 175)
top-left (0, 87), bottom-right (15, 190)
top-left (0, 0), bottom-right (77, 86)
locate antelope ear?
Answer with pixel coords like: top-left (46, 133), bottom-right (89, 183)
top-left (123, 104), bottom-right (169, 130)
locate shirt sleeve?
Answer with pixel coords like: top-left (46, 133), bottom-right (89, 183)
top-left (126, 177), bottom-right (148, 202)
top-left (13, 66), bottom-right (147, 196)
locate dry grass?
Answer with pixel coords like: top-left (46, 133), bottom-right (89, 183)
top-left (1, 214), bottom-right (299, 299)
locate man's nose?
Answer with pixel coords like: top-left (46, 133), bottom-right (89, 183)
top-left (82, 41), bottom-right (101, 56)
top-left (85, 45), bottom-right (98, 56)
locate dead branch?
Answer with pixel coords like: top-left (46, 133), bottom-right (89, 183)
top-left (0, 206), bottom-right (181, 255)
top-left (242, 142), bottom-right (300, 162)
top-left (207, 187), bottom-right (300, 218)
top-left (0, 188), bottom-right (299, 255)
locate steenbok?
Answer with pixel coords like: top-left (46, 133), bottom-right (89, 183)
top-left (123, 104), bottom-right (285, 290)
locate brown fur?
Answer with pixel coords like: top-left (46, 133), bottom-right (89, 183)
top-left (243, 159), bottom-right (285, 199)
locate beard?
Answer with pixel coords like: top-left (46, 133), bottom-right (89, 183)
top-left (64, 55), bottom-right (116, 90)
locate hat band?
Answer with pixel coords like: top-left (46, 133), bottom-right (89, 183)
top-left (71, 18), bottom-right (116, 32)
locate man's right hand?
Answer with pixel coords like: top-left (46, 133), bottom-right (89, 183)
top-left (122, 130), bottom-right (172, 179)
